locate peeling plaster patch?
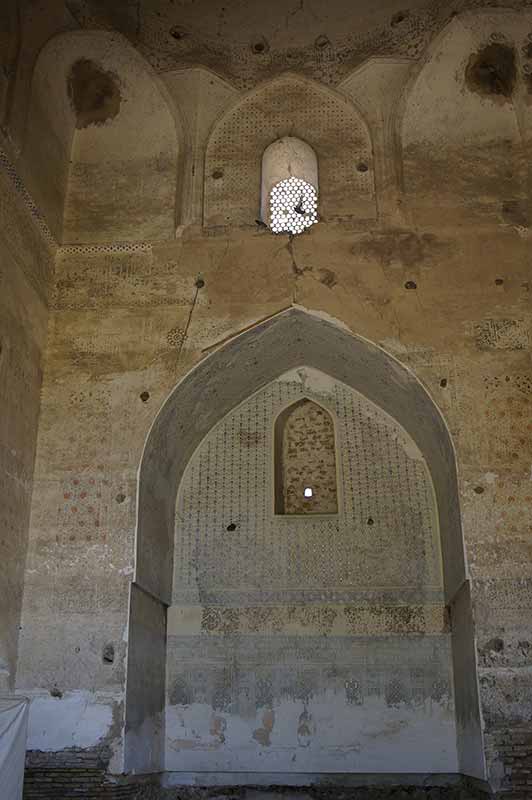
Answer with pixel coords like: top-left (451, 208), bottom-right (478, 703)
top-left (170, 676), bottom-right (193, 706)
top-left (473, 319), bottom-right (530, 350)
top-left (378, 338), bottom-right (412, 355)
top-left (210, 714), bottom-right (226, 743)
top-left (25, 691), bottom-right (115, 751)
top-left (292, 305), bottom-right (352, 333)
top-left (400, 435), bottom-right (425, 463)
top-left (352, 230), bottom-right (451, 268)
top-left (465, 43), bottom-right (516, 100)
top-left (252, 709), bottom-right (274, 746)
top-left (165, 694), bottom-right (459, 772)
top-left (277, 366), bottom-right (334, 395)
top-left (297, 708), bottom-right (315, 747)
top-left (201, 607), bottom-right (239, 635)
top-left (68, 59), bottom-right (122, 129)
top-left (317, 268), bottom-right (337, 288)
top-left (501, 199), bottom-right (529, 228)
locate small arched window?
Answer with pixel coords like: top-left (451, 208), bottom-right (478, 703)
top-left (274, 398), bottom-right (338, 515)
top-left (261, 137), bottom-right (318, 235)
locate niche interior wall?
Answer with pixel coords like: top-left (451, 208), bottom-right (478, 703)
top-left (129, 308), bottom-right (484, 783)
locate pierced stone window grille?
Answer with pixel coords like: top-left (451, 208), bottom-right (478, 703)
top-left (261, 137), bottom-right (319, 235)
top-left (274, 398), bottom-right (338, 515)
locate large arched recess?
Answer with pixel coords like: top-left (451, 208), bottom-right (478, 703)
top-left (23, 30), bottom-right (183, 243)
top-left (125, 307), bottom-right (485, 783)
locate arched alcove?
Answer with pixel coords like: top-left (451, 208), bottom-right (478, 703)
top-left (399, 11), bottom-right (530, 226)
top-left (203, 74), bottom-right (375, 226)
top-left (23, 30), bottom-right (183, 243)
top-left (126, 307), bottom-right (485, 784)
top-left (274, 397), bottom-right (338, 515)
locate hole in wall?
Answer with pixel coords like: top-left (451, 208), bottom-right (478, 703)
top-left (404, 280), bottom-right (417, 290)
top-left (440, 378), bottom-right (448, 388)
top-left (501, 200), bottom-right (529, 227)
top-left (212, 169), bottom-right (224, 180)
top-left (251, 38), bottom-right (269, 54)
top-left (391, 11), bottom-right (409, 27)
top-left (140, 391), bottom-right (150, 402)
top-left (357, 162), bottom-right (369, 173)
top-left (315, 34), bottom-right (330, 49)
top-left (102, 643), bottom-right (115, 664)
top-left (170, 26), bottom-right (188, 41)
top-left (367, 516), bottom-right (375, 526)
top-left (474, 486), bottom-right (485, 494)
top-left (495, 278), bottom-right (504, 286)
top-left (115, 492), bottom-right (126, 504)
top-left (67, 59), bottom-right (121, 129)
top-left (226, 522), bottom-right (237, 532)
top-left (465, 43), bottom-right (516, 99)
top-left (195, 277), bottom-right (205, 289)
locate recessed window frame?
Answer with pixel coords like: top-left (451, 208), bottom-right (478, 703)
top-left (271, 393), bottom-right (342, 519)
top-left (260, 137), bottom-right (319, 234)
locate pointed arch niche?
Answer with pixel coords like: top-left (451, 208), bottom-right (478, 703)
top-left (274, 397), bottom-right (338, 515)
top-left (203, 74), bottom-right (376, 226)
top-left (126, 308), bottom-right (486, 789)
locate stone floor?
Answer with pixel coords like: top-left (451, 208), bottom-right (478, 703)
top-left (156, 787), bottom-right (482, 800)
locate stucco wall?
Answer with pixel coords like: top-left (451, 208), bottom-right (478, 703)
top-left (14, 214), bottom-right (530, 788)
top-left (4, 4), bottom-right (532, 795)
top-left (0, 145), bottom-right (52, 692)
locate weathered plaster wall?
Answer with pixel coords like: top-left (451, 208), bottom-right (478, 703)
top-left (172, 369), bottom-right (442, 605)
top-left (125, 585), bottom-right (166, 774)
top-left (5, 4), bottom-right (532, 797)
top-left (165, 369), bottom-right (456, 774)
top-left (0, 144), bottom-right (53, 691)
top-left (16, 210), bottom-right (530, 788)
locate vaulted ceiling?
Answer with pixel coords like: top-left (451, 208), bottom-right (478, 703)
top-left (64, 0), bottom-right (472, 86)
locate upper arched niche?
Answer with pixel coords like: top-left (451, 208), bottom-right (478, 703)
top-left (204, 74), bottom-right (376, 226)
top-left (400, 11), bottom-right (531, 227)
top-left (23, 30), bottom-right (182, 243)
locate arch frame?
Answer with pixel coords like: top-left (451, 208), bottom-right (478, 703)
top-left (202, 72), bottom-right (376, 227)
top-left (125, 306), bottom-right (486, 784)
